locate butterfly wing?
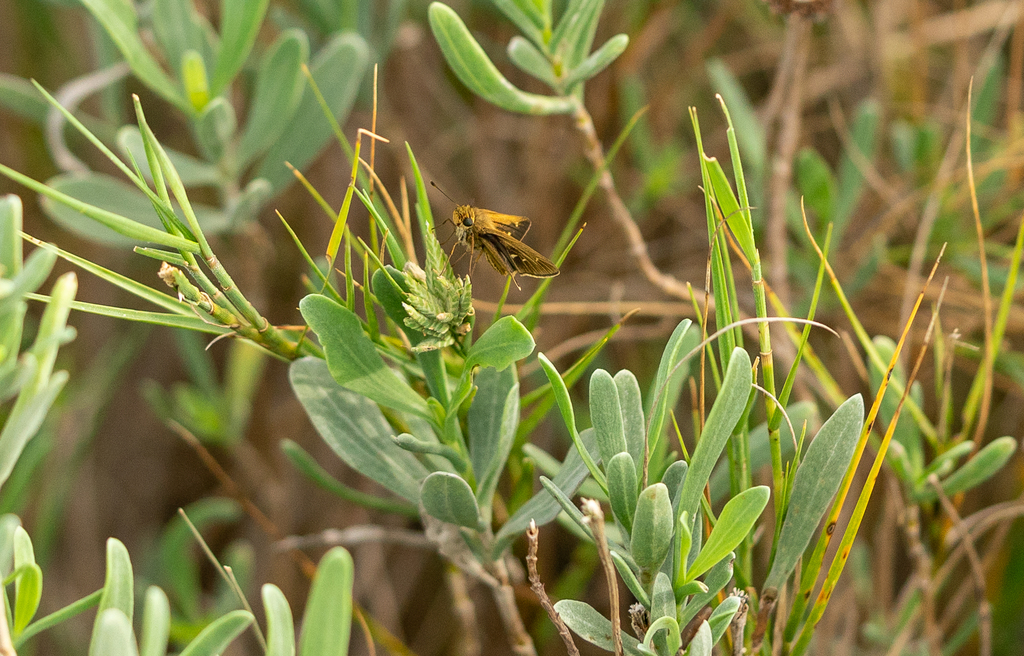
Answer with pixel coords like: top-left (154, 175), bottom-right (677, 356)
top-left (474, 208), bottom-right (531, 240)
top-left (478, 231), bottom-right (560, 278)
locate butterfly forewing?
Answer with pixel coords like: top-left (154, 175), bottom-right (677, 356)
top-left (473, 208), bottom-right (531, 240)
top-left (449, 203), bottom-right (559, 280)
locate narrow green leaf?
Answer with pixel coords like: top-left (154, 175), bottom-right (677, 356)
top-left (290, 358), bottom-right (431, 503)
top-left (611, 550), bottom-right (649, 607)
top-left (507, 36), bottom-right (558, 88)
top-left (764, 395), bottom-right (863, 590)
top-left (704, 157), bottom-right (756, 263)
top-left (420, 472), bottom-right (481, 529)
top-left (550, 0), bottom-right (602, 69)
top-left (90, 609), bottom-right (139, 656)
top-left (300, 294), bottom-right (429, 418)
top-left (491, 0), bottom-right (546, 45)
top-left (686, 486), bottom-right (769, 583)
top-left (647, 319), bottom-right (695, 452)
top-left (298, 548), bottom-right (354, 656)
top-left (89, 538), bottom-right (134, 654)
top-left (677, 348), bottom-right (752, 520)
top-left (40, 173), bottom-right (227, 246)
top-left (117, 127), bottom-right (220, 187)
top-left (257, 33), bottom-right (368, 191)
top-left (428, 3), bottom-right (575, 115)
top-left (614, 369), bottom-right (645, 476)
top-left (178, 610), bottom-right (253, 656)
top-left (194, 97), bottom-right (236, 162)
top-left (708, 595), bottom-right (741, 644)
top-left (915, 436), bottom-right (1017, 503)
top-left (139, 587), bottom-right (171, 656)
top-left (553, 600), bottom-right (645, 656)
top-left (153, 0), bottom-right (215, 89)
top-left (651, 572), bottom-right (674, 621)
top-left (536, 353), bottom-right (606, 490)
top-left (560, 33), bottom-right (628, 90)
top-left (590, 369), bottom-right (627, 467)
top-left (263, 584), bottom-right (296, 656)
top-left (631, 483), bottom-right (673, 573)
top-left (0, 167), bottom-right (200, 252)
top-left (677, 552), bottom-right (733, 627)
top-left (469, 367), bottom-right (520, 510)
top-left (78, 0), bottom-right (188, 111)
top-left (607, 452), bottom-right (638, 534)
top-left (238, 30), bottom-right (310, 167)
top-left (210, 0), bottom-right (270, 94)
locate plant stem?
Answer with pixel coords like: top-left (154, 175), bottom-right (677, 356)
top-left (490, 557), bottom-right (538, 656)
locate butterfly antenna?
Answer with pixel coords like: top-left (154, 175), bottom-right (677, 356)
top-left (430, 180), bottom-right (458, 205)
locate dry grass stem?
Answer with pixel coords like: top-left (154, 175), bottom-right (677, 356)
top-left (446, 566), bottom-right (482, 656)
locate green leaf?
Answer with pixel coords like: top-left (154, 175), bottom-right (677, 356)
top-left (490, 0), bottom-right (546, 45)
top-left (553, 600), bottom-right (645, 656)
top-left (677, 348), bottom-right (752, 521)
top-left (182, 49), bottom-right (212, 111)
top-left (210, 0), bottom-right (271, 95)
top-left (116, 127), bottom-right (220, 187)
top-left (704, 157), bottom-right (757, 263)
top-left (290, 357), bottom-right (431, 503)
top-left (707, 595), bottom-right (741, 644)
top-left (40, 172), bottom-right (227, 246)
top-left (706, 58), bottom-right (765, 185)
top-left (237, 30), bottom-right (309, 167)
top-left (420, 472), bottom-right (481, 529)
top-left (492, 428), bottom-right (599, 556)
top-left (551, 0), bottom-right (602, 70)
top-left (651, 571), bottom-right (674, 621)
top-left (469, 366), bottom-right (519, 511)
top-left (153, 0), bottom-right (216, 89)
top-left (298, 548), bottom-right (354, 656)
top-left (194, 96), bottom-right (236, 161)
top-left (139, 587), bottom-right (171, 656)
top-left (614, 369), bottom-right (645, 476)
top-left (560, 33), bottom-right (628, 90)
top-left (0, 194), bottom-right (22, 276)
top-left (536, 353), bottom-right (605, 489)
top-left (647, 319), bottom-right (695, 451)
top-left (686, 621), bottom-right (712, 656)
top-left (686, 486), bottom-right (768, 583)
top-left (78, 0), bottom-right (188, 111)
top-left (590, 369), bottom-right (627, 467)
top-left (91, 609), bottom-right (139, 656)
top-left (90, 539), bottom-right (134, 654)
top-left (631, 483), bottom-right (673, 574)
top-left (0, 167), bottom-right (200, 253)
top-left (915, 436), bottom-right (1018, 503)
top-left (300, 294), bottom-right (429, 418)
top-left (0, 74), bottom-right (49, 123)
top-left (677, 552), bottom-right (733, 627)
top-left (257, 33), bottom-right (368, 192)
top-left (607, 452), bottom-right (638, 534)
top-left (428, 3), bottom-right (575, 115)
top-left (611, 550), bottom-right (649, 607)
top-left (507, 36), bottom-right (558, 88)
top-left (12, 527), bottom-right (40, 635)
top-left (263, 584), bottom-right (296, 656)
top-left (465, 315), bottom-right (535, 371)
top-left (764, 395), bottom-right (863, 590)
top-left (179, 610), bottom-right (254, 656)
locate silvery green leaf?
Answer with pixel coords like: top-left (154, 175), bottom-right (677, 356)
top-left (764, 395), bottom-right (863, 590)
top-left (428, 3), bottom-right (574, 115)
top-left (631, 483), bottom-right (673, 576)
top-left (590, 369), bottom-right (627, 467)
top-left (560, 33), bottom-right (628, 90)
top-left (607, 452), bottom-right (638, 534)
top-left (420, 472), bottom-right (482, 529)
top-left (553, 600), bottom-right (646, 656)
top-left (507, 36), bottom-right (558, 88)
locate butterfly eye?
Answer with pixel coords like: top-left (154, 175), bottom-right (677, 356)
top-left (462, 217), bottom-right (474, 227)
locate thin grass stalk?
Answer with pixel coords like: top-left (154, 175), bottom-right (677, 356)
top-left (789, 261), bottom-right (943, 656)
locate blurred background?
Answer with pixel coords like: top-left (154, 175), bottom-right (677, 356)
top-left (1, 0), bottom-right (1023, 653)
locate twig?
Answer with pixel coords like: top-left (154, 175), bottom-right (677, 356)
top-left (582, 500), bottom-right (622, 656)
top-left (928, 474), bottom-right (992, 656)
top-left (729, 590), bottom-right (750, 656)
top-left (490, 556), bottom-right (538, 656)
top-left (679, 606), bottom-right (712, 650)
top-left (766, 16), bottom-right (811, 307)
top-left (570, 101), bottom-right (707, 308)
top-left (901, 501), bottom-right (940, 655)
top-left (527, 521), bottom-right (580, 656)
top-left (447, 565), bottom-right (482, 656)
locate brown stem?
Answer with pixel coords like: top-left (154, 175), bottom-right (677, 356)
top-left (527, 521), bottom-right (580, 656)
top-left (582, 499), bottom-right (623, 656)
top-left (490, 557), bottom-right (538, 656)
